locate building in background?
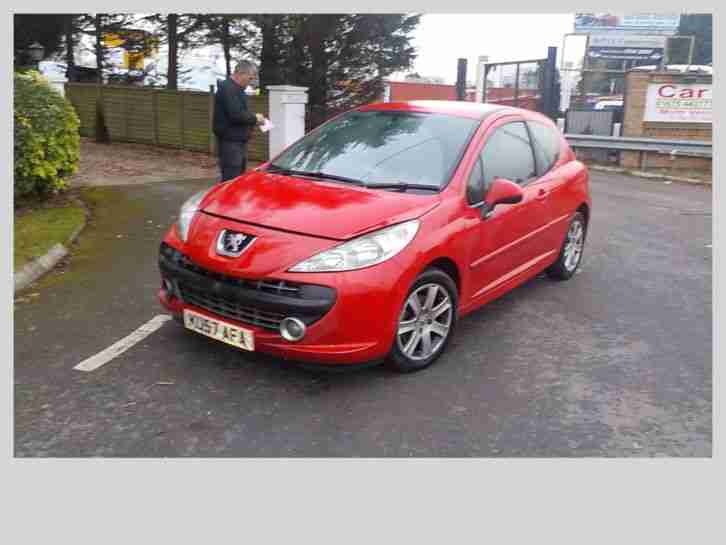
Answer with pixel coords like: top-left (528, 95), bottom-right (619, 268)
top-left (403, 74), bottom-right (446, 84)
top-left (102, 29), bottom-right (159, 72)
top-left (380, 78), bottom-right (541, 111)
top-left (617, 67), bottom-right (711, 171)
top-left (565, 12), bottom-right (698, 110)
top-left (381, 80), bottom-right (476, 102)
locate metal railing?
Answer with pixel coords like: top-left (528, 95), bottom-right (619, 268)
top-left (564, 134), bottom-right (711, 170)
top-left (565, 134), bottom-right (712, 157)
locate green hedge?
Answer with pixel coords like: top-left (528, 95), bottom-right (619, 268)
top-left (14, 71), bottom-right (80, 199)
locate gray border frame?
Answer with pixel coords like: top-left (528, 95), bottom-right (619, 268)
top-left (4, 3), bottom-right (722, 543)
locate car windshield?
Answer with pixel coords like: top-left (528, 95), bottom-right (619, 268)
top-left (268, 110), bottom-right (480, 189)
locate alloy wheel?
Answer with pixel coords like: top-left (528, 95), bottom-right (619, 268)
top-left (563, 219), bottom-right (584, 272)
top-left (396, 283), bottom-right (453, 361)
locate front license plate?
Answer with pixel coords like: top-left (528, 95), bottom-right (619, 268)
top-left (183, 309), bottom-right (255, 351)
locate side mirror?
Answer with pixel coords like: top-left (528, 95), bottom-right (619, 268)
top-left (484, 178), bottom-right (524, 212)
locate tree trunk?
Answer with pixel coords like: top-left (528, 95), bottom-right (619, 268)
top-left (288, 16), bottom-right (307, 86)
top-left (64, 15), bottom-right (75, 70)
top-left (307, 17), bottom-right (331, 128)
top-left (223, 17), bottom-right (231, 78)
top-left (167, 14), bottom-right (178, 90)
top-left (95, 13), bottom-right (103, 84)
top-left (258, 15), bottom-right (283, 88)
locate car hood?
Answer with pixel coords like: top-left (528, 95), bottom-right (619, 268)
top-left (200, 170), bottom-right (440, 240)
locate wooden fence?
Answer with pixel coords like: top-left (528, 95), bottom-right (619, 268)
top-left (64, 83), bottom-right (270, 162)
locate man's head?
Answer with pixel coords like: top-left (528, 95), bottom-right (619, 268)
top-left (232, 60), bottom-right (259, 89)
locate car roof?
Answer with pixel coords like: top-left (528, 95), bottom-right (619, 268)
top-left (361, 100), bottom-right (513, 120)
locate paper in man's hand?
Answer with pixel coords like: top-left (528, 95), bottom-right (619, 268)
top-left (259, 118), bottom-right (275, 133)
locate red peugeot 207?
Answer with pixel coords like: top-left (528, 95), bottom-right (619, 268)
top-left (159, 101), bottom-right (591, 372)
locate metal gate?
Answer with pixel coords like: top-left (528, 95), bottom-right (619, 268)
top-left (564, 110), bottom-right (614, 135)
top-left (481, 46), bottom-right (558, 119)
top-left (564, 109), bottom-right (615, 162)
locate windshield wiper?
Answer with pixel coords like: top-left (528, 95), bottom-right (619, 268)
top-left (265, 165), bottom-right (365, 186)
top-left (363, 182), bottom-right (440, 192)
top-left (265, 165), bottom-right (438, 192)
top-left (307, 172), bottom-right (366, 185)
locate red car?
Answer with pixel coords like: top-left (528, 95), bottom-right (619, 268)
top-left (159, 101), bottom-right (591, 372)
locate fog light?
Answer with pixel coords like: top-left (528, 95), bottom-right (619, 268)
top-left (163, 279), bottom-right (174, 293)
top-left (162, 278), bottom-right (178, 300)
top-left (280, 317), bottom-right (306, 342)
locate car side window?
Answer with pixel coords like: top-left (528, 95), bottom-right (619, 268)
top-left (466, 156), bottom-right (486, 205)
top-left (528, 121), bottom-right (561, 176)
top-left (480, 121), bottom-right (537, 186)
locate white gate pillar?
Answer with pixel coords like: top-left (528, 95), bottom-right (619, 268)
top-left (475, 55), bottom-right (489, 103)
top-left (266, 85), bottom-right (309, 159)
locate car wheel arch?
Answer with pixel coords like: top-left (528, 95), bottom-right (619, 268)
top-left (577, 203), bottom-right (590, 232)
top-left (422, 257), bottom-right (462, 296)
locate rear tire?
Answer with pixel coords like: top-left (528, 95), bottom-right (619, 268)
top-left (386, 268), bottom-right (458, 373)
top-left (546, 211), bottom-right (586, 280)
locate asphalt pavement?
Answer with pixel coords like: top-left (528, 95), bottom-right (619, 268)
top-left (13, 172), bottom-right (712, 456)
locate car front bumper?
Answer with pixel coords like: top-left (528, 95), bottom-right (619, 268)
top-left (158, 242), bottom-right (412, 365)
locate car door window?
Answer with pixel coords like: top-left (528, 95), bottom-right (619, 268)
top-left (480, 121), bottom-right (537, 186)
top-left (528, 121), bottom-right (561, 176)
top-left (466, 156), bottom-right (486, 205)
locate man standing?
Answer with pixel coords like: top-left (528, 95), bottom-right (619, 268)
top-left (213, 60), bottom-right (265, 182)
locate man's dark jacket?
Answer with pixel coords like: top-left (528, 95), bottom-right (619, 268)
top-left (213, 78), bottom-right (258, 142)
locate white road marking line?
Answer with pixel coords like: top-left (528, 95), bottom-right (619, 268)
top-left (73, 314), bottom-right (173, 372)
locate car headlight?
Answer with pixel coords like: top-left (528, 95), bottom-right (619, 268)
top-left (289, 219), bottom-right (420, 272)
top-left (177, 189), bottom-right (209, 242)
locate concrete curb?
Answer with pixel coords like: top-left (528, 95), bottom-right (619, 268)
top-left (587, 164), bottom-right (712, 187)
top-left (69, 163), bottom-right (262, 189)
top-left (70, 175), bottom-right (219, 188)
top-left (14, 200), bottom-right (89, 294)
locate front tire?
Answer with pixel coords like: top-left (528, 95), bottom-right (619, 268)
top-left (546, 211), bottom-right (586, 280)
top-left (386, 268), bottom-right (458, 373)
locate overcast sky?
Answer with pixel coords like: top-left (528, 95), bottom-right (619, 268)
top-left (394, 13), bottom-right (578, 83)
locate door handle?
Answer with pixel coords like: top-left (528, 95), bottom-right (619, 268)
top-left (536, 188), bottom-right (549, 200)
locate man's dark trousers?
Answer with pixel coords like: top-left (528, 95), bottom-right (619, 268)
top-left (218, 138), bottom-right (247, 182)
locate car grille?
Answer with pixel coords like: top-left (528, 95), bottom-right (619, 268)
top-left (178, 282), bottom-right (286, 331)
top-left (159, 242), bottom-right (335, 332)
top-left (184, 261), bottom-right (302, 298)
top-left (160, 242), bottom-right (302, 298)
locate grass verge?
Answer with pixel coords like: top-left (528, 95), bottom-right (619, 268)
top-left (14, 205), bottom-right (85, 271)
